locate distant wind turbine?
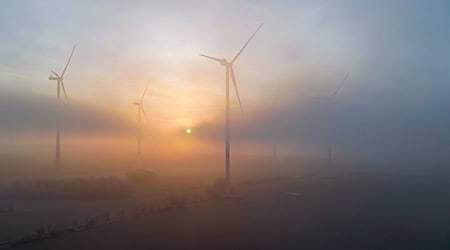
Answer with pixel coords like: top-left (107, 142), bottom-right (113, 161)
top-left (327, 73), bottom-right (348, 168)
top-left (48, 45), bottom-right (76, 170)
top-left (200, 24), bottom-right (262, 196)
top-left (133, 84), bottom-right (149, 166)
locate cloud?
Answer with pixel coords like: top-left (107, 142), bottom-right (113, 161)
top-left (0, 90), bottom-right (136, 136)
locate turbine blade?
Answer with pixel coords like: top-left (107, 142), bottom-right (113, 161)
top-left (199, 54), bottom-right (222, 62)
top-left (61, 45), bottom-right (76, 78)
top-left (229, 66), bottom-right (243, 112)
top-left (51, 70), bottom-right (61, 78)
top-left (330, 73), bottom-right (349, 98)
top-left (231, 23), bottom-right (263, 63)
top-left (60, 80), bottom-right (68, 99)
top-left (140, 84), bottom-right (149, 104)
top-left (140, 106), bottom-right (149, 121)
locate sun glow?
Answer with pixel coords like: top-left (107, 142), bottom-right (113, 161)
top-left (185, 128), bottom-right (192, 135)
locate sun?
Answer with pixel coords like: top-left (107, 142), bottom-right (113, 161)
top-left (185, 128), bottom-right (192, 135)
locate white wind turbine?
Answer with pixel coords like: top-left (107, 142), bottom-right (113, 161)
top-left (200, 24), bottom-right (262, 196)
top-left (133, 85), bottom-right (149, 166)
top-left (48, 45), bottom-right (76, 170)
top-left (326, 73), bottom-right (348, 168)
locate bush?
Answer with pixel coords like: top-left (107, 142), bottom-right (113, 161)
top-left (126, 169), bottom-right (157, 185)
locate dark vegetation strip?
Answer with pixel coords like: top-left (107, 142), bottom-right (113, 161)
top-left (2, 196), bottom-right (205, 248)
top-left (1, 177), bottom-right (236, 248)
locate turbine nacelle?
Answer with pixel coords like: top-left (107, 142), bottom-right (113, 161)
top-left (49, 74), bottom-right (58, 80)
top-left (199, 54), bottom-right (229, 66)
top-left (49, 70), bottom-right (61, 80)
top-left (220, 59), bottom-right (229, 66)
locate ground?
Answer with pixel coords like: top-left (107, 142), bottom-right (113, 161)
top-left (2, 160), bottom-right (450, 249)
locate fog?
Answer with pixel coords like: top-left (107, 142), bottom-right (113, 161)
top-left (0, 91), bottom-right (135, 136)
top-left (1, 1), bottom-right (450, 249)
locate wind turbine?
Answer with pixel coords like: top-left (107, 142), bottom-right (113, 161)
top-left (133, 84), bottom-right (149, 166)
top-left (200, 24), bottom-right (262, 196)
top-left (48, 45), bottom-right (76, 170)
top-left (326, 73), bottom-right (348, 168)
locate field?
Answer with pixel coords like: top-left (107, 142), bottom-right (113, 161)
top-left (2, 158), bottom-right (450, 249)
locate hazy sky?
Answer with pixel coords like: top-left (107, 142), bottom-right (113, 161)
top-left (1, 0), bottom-right (450, 163)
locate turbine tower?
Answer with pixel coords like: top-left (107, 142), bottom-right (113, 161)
top-left (133, 84), bottom-right (149, 166)
top-left (200, 24), bottom-right (262, 196)
top-left (271, 86), bottom-right (279, 165)
top-left (327, 73), bottom-right (348, 168)
top-left (48, 45), bottom-right (76, 170)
